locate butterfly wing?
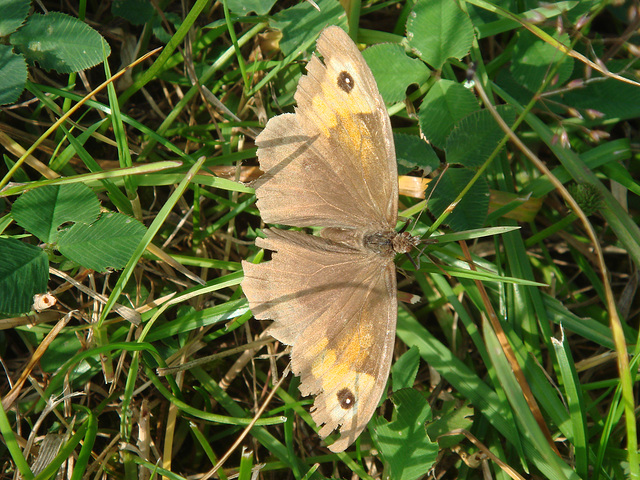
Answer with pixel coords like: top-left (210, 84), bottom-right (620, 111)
top-left (254, 26), bottom-right (397, 231)
top-left (242, 228), bottom-right (396, 452)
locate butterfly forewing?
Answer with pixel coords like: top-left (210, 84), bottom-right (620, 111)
top-left (254, 26), bottom-right (397, 231)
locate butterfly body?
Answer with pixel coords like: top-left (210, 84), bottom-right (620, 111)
top-left (242, 26), bottom-right (417, 452)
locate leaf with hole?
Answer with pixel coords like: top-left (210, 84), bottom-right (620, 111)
top-left (12, 183), bottom-right (100, 243)
top-left (10, 12), bottom-right (111, 73)
top-left (57, 212), bottom-right (147, 272)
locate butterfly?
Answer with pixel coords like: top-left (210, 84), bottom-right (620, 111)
top-left (242, 26), bottom-right (419, 452)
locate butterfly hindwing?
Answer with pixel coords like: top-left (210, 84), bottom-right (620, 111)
top-left (242, 229), bottom-right (396, 451)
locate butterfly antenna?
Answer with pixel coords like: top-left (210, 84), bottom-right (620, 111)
top-left (398, 218), bottom-right (411, 234)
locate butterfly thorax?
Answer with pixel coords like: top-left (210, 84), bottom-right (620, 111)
top-left (321, 227), bottom-right (419, 256)
top-left (365, 230), bottom-right (420, 255)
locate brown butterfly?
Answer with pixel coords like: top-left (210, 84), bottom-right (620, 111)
top-left (242, 26), bottom-right (419, 452)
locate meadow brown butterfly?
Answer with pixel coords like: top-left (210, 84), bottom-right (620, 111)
top-left (242, 26), bottom-right (419, 452)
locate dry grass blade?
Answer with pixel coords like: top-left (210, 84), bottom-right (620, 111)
top-left (2, 312), bottom-right (72, 410)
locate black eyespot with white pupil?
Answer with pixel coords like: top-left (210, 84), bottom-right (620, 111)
top-left (337, 388), bottom-right (355, 409)
top-left (337, 71), bottom-right (355, 93)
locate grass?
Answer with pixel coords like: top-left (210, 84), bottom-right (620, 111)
top-left (1, 1), bottom-right (639, 479)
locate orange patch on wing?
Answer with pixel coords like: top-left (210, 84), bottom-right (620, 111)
top-left (312, 318), bottom-right (376, 390)
top-left (311, 95), bottom-right (337, 137)
top-left (338, 319), bottom-right (374, 362)
top-left (311, 346), bottom-right (336, 380)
